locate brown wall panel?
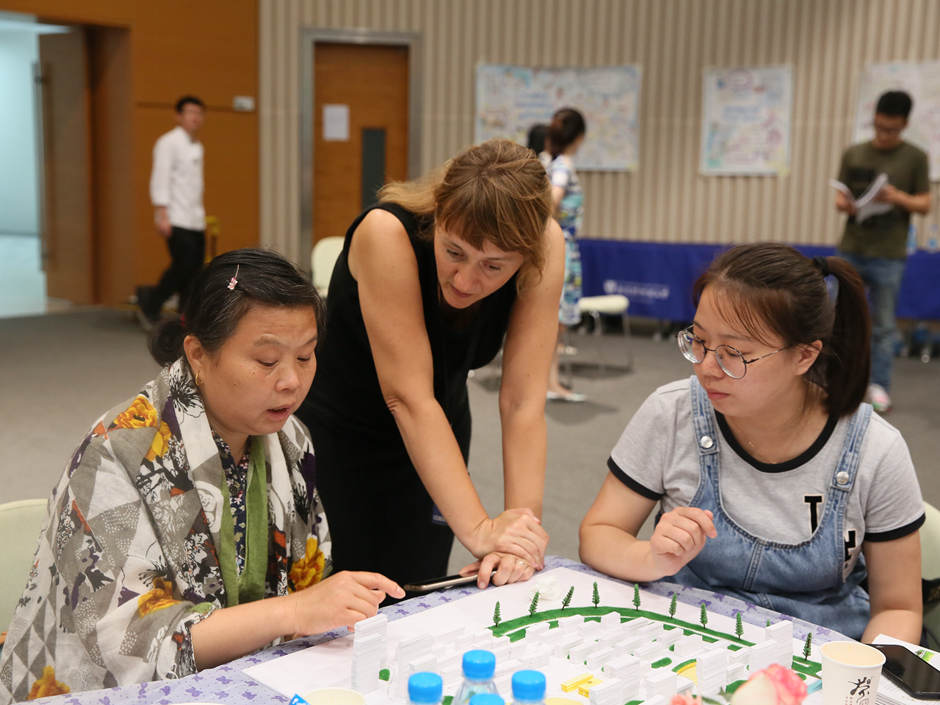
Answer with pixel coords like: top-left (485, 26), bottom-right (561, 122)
top-left (132, 109), bottom-right (164, 286)
top-left (133, 0), bottom-right (258, 107)
top-left (200, 111), bottom-right (260, 255)
top-left (88, 26), bottom-right (133, 305)
top-left (0, 0), bottom-right (131, 26)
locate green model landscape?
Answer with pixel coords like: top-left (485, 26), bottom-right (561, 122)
top-left (487, 582), bottom-right (822, 684)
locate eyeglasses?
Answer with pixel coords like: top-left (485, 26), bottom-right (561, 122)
top-left (676, 326), bottom-right (787, 379)
top-left (873, 122), bottom-right (903, 135)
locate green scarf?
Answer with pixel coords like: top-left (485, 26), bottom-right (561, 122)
top-left (218, 438), bottom-right (269, 605)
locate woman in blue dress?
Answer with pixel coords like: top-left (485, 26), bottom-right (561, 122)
top-left (544, 108), bottom-right (588, 402)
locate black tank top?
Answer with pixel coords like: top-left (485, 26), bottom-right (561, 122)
top-left (297, 203), bottom-right (518, 463)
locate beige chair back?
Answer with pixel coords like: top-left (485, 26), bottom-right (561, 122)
top-left (311, 236), bottom-right (345, 298)
top-left (0, 499), bottom-right (47, 634)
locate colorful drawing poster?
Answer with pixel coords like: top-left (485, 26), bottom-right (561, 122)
top-left (700, 65), bottom-right (792, 175)
top-left (475, 64), bottom-right (641, 171)
top-left (853, 62), bottom-right (940, 181)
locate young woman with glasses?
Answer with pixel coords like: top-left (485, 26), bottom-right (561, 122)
top-left (579, 243), bottom-right (924, 642)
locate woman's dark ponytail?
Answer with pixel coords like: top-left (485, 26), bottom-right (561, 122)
top-left (547, 107), bottom-right (586, 158)
top-left (149, 317), bottom-right (188, 367)
top-left (818, 256), bottom-right (871, 416)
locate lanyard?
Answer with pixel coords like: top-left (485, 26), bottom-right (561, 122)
top-left (218, 438), bottom-right (269, 606)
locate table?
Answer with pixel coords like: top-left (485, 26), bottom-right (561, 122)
top-left (35, 556), bottom-right (844, 705)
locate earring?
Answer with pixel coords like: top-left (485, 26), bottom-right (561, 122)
top-left (194, 371), bottom-right (203, 387)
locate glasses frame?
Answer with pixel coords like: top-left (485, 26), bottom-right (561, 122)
top-left (677, 326), bottom-right (788, 379)
top-left (872, 122), bottom-right (903, 135)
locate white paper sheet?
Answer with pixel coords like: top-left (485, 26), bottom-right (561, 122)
top-left (323, 104), bottom-right (350, 141)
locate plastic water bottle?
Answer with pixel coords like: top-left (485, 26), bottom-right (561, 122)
top-left (453, 650), bottom-right (499, 705)
top-left (907, 223), bottom-right (918, 255)
top-left (469, 695), bottom-right (504, 705)
top-left (408, 672), bottom-right (443, 705)
top-left (511, 670), bottom-right (546, 705)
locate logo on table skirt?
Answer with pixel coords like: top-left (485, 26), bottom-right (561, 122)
top-left (603, 279), bottom-right (670, 301)
top-left (431, 503), bottom-right (448, 526)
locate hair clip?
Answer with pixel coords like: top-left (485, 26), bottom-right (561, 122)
top-left (227, 265), bottom-right (240, 291)
top-left (812, 256), bottom-right (830, 278)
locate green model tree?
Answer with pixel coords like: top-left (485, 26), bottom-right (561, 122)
top-left (803, 632), bottom-right (813, 659)
top-left (493, 601), bottom-right (501, 627)
top-left (735, 612), bottom-right (743, 638)
top-left (528, 591), bottom-right (540, 616)
top-left (766, 618), bottom-right (772, 627)
top-left (592, 582), bottom-right (600, 607)
top-left (632, 584), bottom-right (641, 610)
top-left (699, 603), bottom-right (708, 628)
top-left (669, 593), bottom-right (677, 618)
top-left (562, 586), bottom-right (574, 610)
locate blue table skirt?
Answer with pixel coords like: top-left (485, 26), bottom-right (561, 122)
top-left (34, 556), bottom-right (845, 705)
top-left (579, 239), bottom-right (940, 322)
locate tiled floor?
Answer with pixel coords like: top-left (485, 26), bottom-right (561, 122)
top-left (0, 234), bottom-right (72, 318)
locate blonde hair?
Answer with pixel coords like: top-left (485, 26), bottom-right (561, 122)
top-left (379, 139), bottom-right (552, 290)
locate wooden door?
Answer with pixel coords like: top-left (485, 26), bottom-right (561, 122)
top-left (313, 43), bottom-right (408, 244)
top-left (37, 29), bottom-right (94, 303)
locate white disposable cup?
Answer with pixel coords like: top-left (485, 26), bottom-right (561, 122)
top-left (301, 688), bottom-right (367, 705)
top-left (820, 640), bottom-right (886, 705)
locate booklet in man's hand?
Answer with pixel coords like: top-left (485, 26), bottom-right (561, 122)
top-left (830, 172), bottom-right (893, 224)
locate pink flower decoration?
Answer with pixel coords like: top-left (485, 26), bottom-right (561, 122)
top-left (670, 696), bottom-right (702, 705)
top-left (731, 663), bottom-right (808, 705)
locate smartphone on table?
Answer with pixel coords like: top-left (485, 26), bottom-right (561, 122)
top-left (402, 574), bottom-right (478, 594)
top-left (870, 643), bottom-right (940, 700)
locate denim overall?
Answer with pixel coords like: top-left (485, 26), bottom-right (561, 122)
top-left (670, 376), bottom-right (873, 639)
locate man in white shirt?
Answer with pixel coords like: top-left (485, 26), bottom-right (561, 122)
top-left (136, 95), bottom-right (206, 328)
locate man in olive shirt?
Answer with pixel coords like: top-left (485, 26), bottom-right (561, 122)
top-left (835, 90), bottom-right (931, 413)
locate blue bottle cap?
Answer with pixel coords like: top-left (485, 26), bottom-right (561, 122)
top-left (408, 672), bottom-right (443, 704)
top-left (469, 695), bottom-right (504, 705)
top-left (511, 670), bottom-right (546, 701)
top-left (462, 649), bottom-right (496, 679)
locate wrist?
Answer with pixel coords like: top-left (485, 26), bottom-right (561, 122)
top-left (275, 592), bottom-right (300, 637)
top-left (641, 542), bottom-right (670, 581)
top-left (461, 515), bottom-right (492, 558)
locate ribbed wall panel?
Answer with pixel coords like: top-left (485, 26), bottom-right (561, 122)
top-left (260, 0), bottom-right (940, 262)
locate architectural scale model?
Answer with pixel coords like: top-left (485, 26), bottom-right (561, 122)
top-left (245, 567), bottom-right (823, 705)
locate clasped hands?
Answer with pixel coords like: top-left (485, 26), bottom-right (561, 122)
top-left (460, 507), bottom-right (549, 589)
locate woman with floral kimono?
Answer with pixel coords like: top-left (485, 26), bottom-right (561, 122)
top-left (0, 249), bottom-right (403, 703)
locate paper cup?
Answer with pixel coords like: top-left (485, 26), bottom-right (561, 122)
top-left (820, 640), bottom-right (886, 705)
top-left (301, 688), bottom-right (367, 705)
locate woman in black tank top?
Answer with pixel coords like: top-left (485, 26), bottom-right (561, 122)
top-left (296, 140), bottom-right (566, 588)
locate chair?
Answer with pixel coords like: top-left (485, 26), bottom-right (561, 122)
top-left (922, 502), bottom-right (940, 648)
top-left (564, 295), bottom-right (632, 385)
top-left (0, 499), bottom-right (47, 640)
top-left (310, 236), bottom-right (345, 298)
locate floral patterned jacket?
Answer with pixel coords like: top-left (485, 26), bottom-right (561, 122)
top-left (0, 359), bottom-right (330, 703)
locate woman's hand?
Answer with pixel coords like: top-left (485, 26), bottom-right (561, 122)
top-left (469, 508), bottom-right (549, 569)
top-left (288, 571), bottom-right (405, 636)
top-left (648, 507), bottom-right (717, 577)
top-left (460, 552), bottom-right (537, 589)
